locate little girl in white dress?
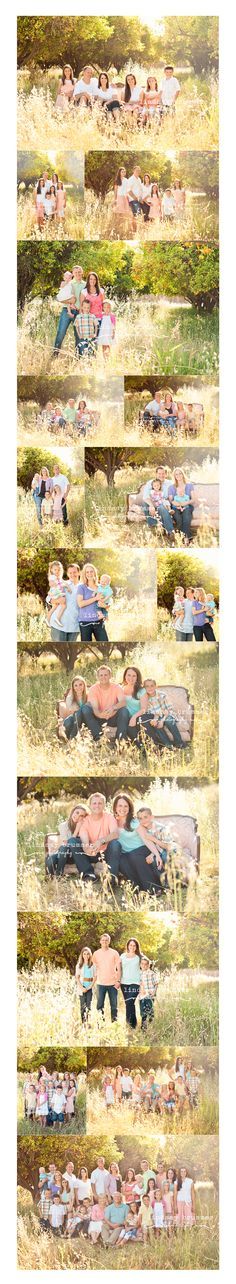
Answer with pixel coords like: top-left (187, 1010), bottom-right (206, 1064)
top-left (97, 300), bottom-right (116, 358)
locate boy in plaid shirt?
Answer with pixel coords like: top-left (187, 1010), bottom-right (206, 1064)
top-left (139, 956), bottom-right (158, 1028)
top-left (74, 300), bottom-right (98, 358)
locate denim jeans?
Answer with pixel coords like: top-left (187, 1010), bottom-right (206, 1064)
top-left (143, 412), bottom-right (161, 432)
top-left (193, 623), bottom-right (216, 642)
top-left (79, 620), bottom-right (108, 642)
top-left (129, 200), bottom-right (143, 215)
top-left (63, 708), bottom-right (83, 739)
top-left (119, 842), bottom-right (161, 891)
top-left (121, 983), bottom-right (140, 1027)
top-left (105, 99), bottom-right (121, 114)
top-left (104, 838), bottom-right (122, 877)
top-left (175, 630), bottom-right (193, 642)
top-left (33, 492), bottom-right (42, 525)
top-left (54, 307), bottom-right (78, 351)
top-left (81, 702), bottom-right (130, 742)
top-left (96, 984), bottom-right (118, 1021)
top-left (139, 996), bottom-right (154, 1027)
top-left (75, 337), bottom-right (97, 358)
top-left (144, 502), bottom-right (174, 533)
top-left (136, 714), bottom-right (175, 749)
top-left (46, 839), bottom-right (95, 879)
top-left (172, 503), bottom-right (193, 538)
top-left (80, 989), bottom-right (93, 1022)
top-left (50, 628), bottom-right (79, 642)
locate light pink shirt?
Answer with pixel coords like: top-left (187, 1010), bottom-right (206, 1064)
top-left (92, 947), bottom-right (121, 985)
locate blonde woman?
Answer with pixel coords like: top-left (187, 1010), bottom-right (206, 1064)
top-left (192, 587), bottom-right (216, 641)
top-left (77, 563), bottom-right (109, 641)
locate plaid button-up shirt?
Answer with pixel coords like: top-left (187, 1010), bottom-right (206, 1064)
top-left (76, 314), bottom-right (97, 339)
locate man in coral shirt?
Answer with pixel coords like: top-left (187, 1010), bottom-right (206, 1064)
top-left (92, 933), bottom-right (121, 1022)
top-left (79, 792), bottom-right (121, 878)
top-left (81, 665), bottom-right (130, 741)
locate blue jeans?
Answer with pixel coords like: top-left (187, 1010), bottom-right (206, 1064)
top-left (50, 628), bottom-right (79, 642)
top-left (129, 200), bottom-right (143, 216)
top-left (139, 996), bottom-right (154, 1027)
top-left (144, 502), bottom-right (174, 533)
top-left (164, 714), bottom-right (184, 747)
top-left (81, 702), bottom-right (130, 742)
top-left (33, 492), bottom-right (42, 525)
top-left (104, 839), bottom-right (122, 877)
top-left (96, 984), bottom-right (118, 1021)
top-left (79, 620), bottom-right (108, 642)
top-left (137, 713), bottom-right (176, 749)
top-left (54, 307), bottom-right (78, 351)
top-left (172, 504), bottom-right (193, 537)
top-left (63, 708), bottom-right (83, 739)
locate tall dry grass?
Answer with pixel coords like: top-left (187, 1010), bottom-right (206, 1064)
top-left (17, 297), bottom-right (219, 379)
top-left (17, 779), bottom-right (218, 917)
top-left (17, 1073), bottom-right (86, 1136)
top-left (85, 189), bottom-right (218, 244)
top-left (17, 192), bottom-right (84, 241)
top-left (17, 963), bottom-right (218, 1050)
top-left (17, 69), bottom-right (219, 153)
top-left (87, 1075), bottom-right (219, 1138)
top-left (17, 584), bottom-right (157, 645)
top-left (17, 485), bottom-right (84, 550)
top-left (17, 393), bottom-right (124, 448)
top-left (17, 643), bottom-right (219, 780)
top-left (124, 382), bottom-right (219, 447)
top-left (84, 460), bottom-right (219, 549)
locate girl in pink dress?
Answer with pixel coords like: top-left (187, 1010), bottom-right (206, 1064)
top-left (142, 77), bottom-right (161, 124)
top-left (35, 180), bottom-right (45, 229)
top-left (149, 183), bottom-right (162, 221)
top-left (56, 182), bottom-right (66, 220)
top-left (56, 65), bottom-right (75, 109)
top-left (162, 1181), bottom-right (174, 1230)
top-left (173, 180), bottom-right (186, 218)
top-left (176, 1168), bottom-right (195, 1227)
top-left (114, 168), bottom-right (132, 217)
top-left (65, 1085), bottom-right (76, 1117)
top-left (52, 485), bottom-right (63, 522)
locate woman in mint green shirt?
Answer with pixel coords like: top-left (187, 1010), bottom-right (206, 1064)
top-left (113, 793), bottom-right (162, 896)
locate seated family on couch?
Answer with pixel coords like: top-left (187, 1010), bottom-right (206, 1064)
top-left (55, 63), bottom-right (180, 127)
top-left (37, 397), bottom-right (99, 438)
top-left (172, 586), bottom-right (216, 642)
top-left (56, 663), bottom-right (191, 753)
top-left (53, 265), bottom-right (115, 361)
top-left (31, 465), bottom-right (70, 528)
top-left (46, 561), bottom-right (112, 642)
top-left (37, 1149), bottom-right (196, 1243)
top-left (131, 465), bottom-right (196, 543)
top-left (141, 391), bottom-right (202, 437)
top-left (114, 167), bottom-right (185, 226)
top-left (45, 790), bottom-right (184, 896)
top-left (23, 1068), bottom-right (78, 1128)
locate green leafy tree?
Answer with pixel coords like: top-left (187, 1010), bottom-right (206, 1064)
top-left (17, 447), bottom-right (73, 490)
top-left (18, 1135), bottom-right (122, 1193)
top-left (17, 242), bottom-right (219, 311)
top-left (17, 911), bottom-right (174, 973)
top-left (162, 16), bottom-right (218, 74)
top-left (17, 1047), bottom-right (86, 1073)
top-left (158, 552), bottom-right (219, 613)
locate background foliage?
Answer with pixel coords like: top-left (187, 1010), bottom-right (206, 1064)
top-left (85, 151), bottom-right (219, 199)
top-left (17, 242), bottom-right (219, 311)
top-left (17, 16), bottom-right (218, 75)
top-left (17, 911), bottom-right (218, 975)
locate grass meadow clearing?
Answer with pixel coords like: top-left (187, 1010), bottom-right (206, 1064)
top-left (17, 297), bottom-right (219, 379)
top-left (84, 457), bottom-right (219, 550)
top-left (17, 190), bottom-right (84, 242)
top-left (17, 643), bottom-right (219, 780)
top-left (17, 485), bottom-right (84, 550)
top-left (157, 605), bottom-right (219, 644)
top-left (124, 382), bottom-right (219, 447)
top-left (17, 779), bottom-right (218, 918)
top-left (87, 1078), bottom-right (219, 1139)
top-left (84, 188), bottom-right (219, 245)
top-left (17, 67), bottom-right (218, 154)
top-left (17, 387), bottom-right (124, 448)
top-left (17, 1073), bottom-right (86, 1137)
top-left (17, 962), bottom-right (218, 1051)
top-left (17, 584), bottom-right (157, 645)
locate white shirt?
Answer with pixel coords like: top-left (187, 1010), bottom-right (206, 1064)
top-left (162, 193), bottom-right (175, 215)
top-left (130, 85), bottom-right (142, 102)
top-left (127, 174), bottom-right (143, 200)
top-left (145, 398), bottom-right (161, 415)
top-left (160, 75), bottom-right (180, 106)
top-left (142, 182), bottom-right (152, 199)
top-left (117, 177), bottom-right (128, 196)
top-left (176, 599), bottom-right (194, 634)
top-left (120, 1074), bottom-right (133, 1094)
top-left (44, 199), bottom-right (54, 217)
top-left (96, 85), bottom-right (114, 101)
top-left (50, 1203), bottom-right (65, 1227)
top-left (76, 1178), bottom-right (92, 1201)
top-left (178, 1177), bottom-right (193, 1204)
top-left (62, 1171), bottom-right (78, 1190)
top-left (90, 1167), bottom-right (109, 1194)
top-left (153, 1201), bottom-right (164, 1227)
top-left (52, 1091), bottom-right (66, 1113)
top-left (73, 77), bottom-right (98, 98)
top-left (52, 473), bottom-right (68, 495)
top-left (105, 1085), bottom-right (115, 1104)
top-left (56, 283), bottom-right (72, 303)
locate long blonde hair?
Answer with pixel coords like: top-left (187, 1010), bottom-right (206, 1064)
top-left (81, 563), bottom-right (98, 586)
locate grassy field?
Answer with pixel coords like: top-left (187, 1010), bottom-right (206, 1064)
top-left (17, 644), bottom-right (219, 779)
top-left (157, 605), bottom-right (219, 644)
top-left (124, 382), bottom-right (219, 447)
top-left (17, 1206), bottom-right (219, 1270)
top-left (17, 67), bottom-right (218, 154)
top-left (17, 485), bottom-right (84, 549)
top-left (85, 188), bottom-right (218, 244)
top-left (17, 1073), bottom-right (86, 1136)
top-left (17, 779), bottom-right (218, 917)
top-left (17, 582), bottom-right (157, 645)
top-left (18, 389), bottom-right (124, 448)
top-left (17, 963), bottom-right (218, 1050)
top-left (87, 1077), bottom-right (219, 1138)
top-left (17, 190), bottom-right (84, 241)
top-left (84, 457), bottom-right (219, 549)
top-left (17, 298), bottom-right (219, 379)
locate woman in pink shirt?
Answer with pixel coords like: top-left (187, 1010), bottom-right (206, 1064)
top-left (81, 272), bottom-right (105, 333)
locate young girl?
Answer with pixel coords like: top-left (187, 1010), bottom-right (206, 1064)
top-left (35, 1082), bottom-right (48, 1128)
top-left (162, 1181), bottom-right (174, 1230)
top-left (173, 179), bottom-right (186, 218)
top-left (104, 1076), bottom-right (115, 1109)
top-left (41, 491), bottom-right (53, 524)
top-left (52, 484), bottom-right (63, 522)
top-left (44, 187), bottom-right (56, 219)
top-left (56, 65), bottom-right (75, 109)
top-left (64, 1084), bottom-right (76, 1118)
top-left (25, 1079), bottom-right (37, 1120)
top-left (153, 1189), bottom-right (165, 1234)
top-left (35, 180), bottom-right (45, 229)
top-left (140, 1193), bottom-right (153, 1240)
top-left (123, 74), bottom-right (144, 114)
top-left (88, 1196), bottom-right (106, 1242)
top-left (97, 301), bottom-right (116, 359)
top-left (46, 563), bottom-right (68, 629)
top-left (117, 1202), bottom-right (141, 1245)
top-left (141, 76), bottom-right (161, 124)
top-left (114, 167), bottom-right (131, 217)
top-left (149, 183), bottom-right (162, 221)
top-left (75, 947), bottom-right (96, 1023)
top-left (56, 182), bottom-right (66, 220)
top-left (76, 400), bottom-right (90, 436)
top-left (176, 1168), bottom-right (195, 1227)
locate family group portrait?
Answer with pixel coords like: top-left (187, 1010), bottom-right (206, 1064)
top-left (17, 151), bottom-right (84, 241)
top-left (84, 445), bottom-right (219, 550)
top-left (17, 13), bottom-right (218, 155)
top-left (85, 149), bottom-right (218, 243)
top-left (17, 547), bottom-right (157, 645)
top-left (17, 641), bottom-right (218, 781)
top-left (17, 240), bottom-right (219, 378)
top-left (17, 909), bottom-right (218, 1050)
top-left (157, 549), bottom-right (219, 644)
top-left (18, 375), bottom-right (124, 448)
top-left (18, 1049), bottom-right (86, 1137)
top-left (17, 446), bottom-right (84, 549)
top-left (17, 1132), bottom-right (219, 1271)
top-left (124, 376), bottom-right (219, 447)
top-left (87, 1045), bottom-right (218, 1138)
top-left (17, 774), bottom-right (218, 921)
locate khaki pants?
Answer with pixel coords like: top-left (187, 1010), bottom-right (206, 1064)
top-left (101, 1223), bottom-right (122, 1245)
